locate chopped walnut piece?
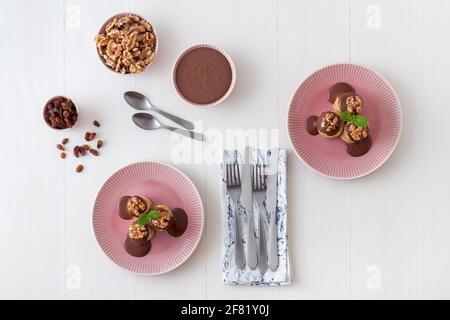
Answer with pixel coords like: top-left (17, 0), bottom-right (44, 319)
top-left (151, 205), bottom-right (173, 230)
top-left (348, 123), bottom-right (369, 141)
top-left (127, 196), bottom-right (148, 216)
top-left (128, 223), bottom-right (148, 239)
top-left (346, 95), bottom-right (363, 114)
top-left (320, 112), bottom-right (341, 133)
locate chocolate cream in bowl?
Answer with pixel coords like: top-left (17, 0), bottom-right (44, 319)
top-left (175, 47), bottom-right (233, 105)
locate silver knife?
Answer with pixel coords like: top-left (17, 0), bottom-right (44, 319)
top-left (241, 146), bottom-right (257, 269)
top-left (266, 148), bottom-right (279, 271)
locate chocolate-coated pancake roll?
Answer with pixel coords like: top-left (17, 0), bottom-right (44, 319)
top-left (317, 111), bottom-right (343, 139)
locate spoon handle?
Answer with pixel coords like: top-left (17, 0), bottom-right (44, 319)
top-left (165, 126), bottom-right (206, 142)
top-left (153, 108), bottom-right (195, 130)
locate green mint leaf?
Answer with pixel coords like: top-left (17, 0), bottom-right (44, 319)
top-left (150, 210), bottom-right (161, 220)
top-left (340, 111), bottom-right (354, 122)
top-left (137, 213), bottom-right (151, 225)
top-left (353, 115), bottom-right (369, 127)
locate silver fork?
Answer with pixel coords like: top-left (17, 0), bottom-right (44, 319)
top-left (225, 163), bottom-right (245, 270)
top-left (252, 163), bottom-right (268, 273)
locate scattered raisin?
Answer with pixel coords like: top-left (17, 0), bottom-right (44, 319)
top-left (85, 132), bottom-right (96, 141)
top-left (89, 149), bottom-right (99, 156)
top-left (93, 120), bottom-right (100, 127)
top-left (56, 144), bottom-right (64, 151)
top-left (60, 152), bottom-right (66, 159)
top-left (73, 146), bottom-right (80, 158)
top-left (62, 138), bottom-right (69, 145)
top-left (97, 140), bottom-right (103, 149)
top-left (76, 164), bottom-right (84, 173)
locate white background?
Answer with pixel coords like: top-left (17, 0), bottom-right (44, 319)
top-left (0, 0), bottom-right (449, 299)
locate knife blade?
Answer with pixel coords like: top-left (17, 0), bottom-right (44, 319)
top-left (266, 147), bottom-right (279, 271)
top-left (241, 146), bottom-right (257, 269)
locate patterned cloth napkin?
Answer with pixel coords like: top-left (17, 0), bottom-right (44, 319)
top-left (221, 148), bottom-right (291, 285)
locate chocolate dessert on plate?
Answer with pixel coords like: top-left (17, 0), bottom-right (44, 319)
top-left (305, 82), bottom-right (372, 157)
top-left (116, 195), bottom-right (189, 257)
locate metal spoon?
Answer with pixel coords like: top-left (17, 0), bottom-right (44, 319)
top-left (124, 91), bottom-right (195, 130)
top-left (132, 113), bottom-right (206, 142)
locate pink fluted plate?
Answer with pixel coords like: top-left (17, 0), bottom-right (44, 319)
top-left (288, 64), bottom-right (402, 179)
top-left (92, 162), bottom-right (204, 275)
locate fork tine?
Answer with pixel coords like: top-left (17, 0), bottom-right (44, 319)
top-left (264, 166), bottom-right (268, 189)
top-left (227, 164), bottom-right (233, 186)
top-left (252, 165), bottom-right (256, 189)
top-left (236, 163), bottom-right (240, 185)
top-left (258, 164), bottom-right (262, 190)
top-left (263, 166), bottom-right (268, 189)
top-left (231, 163), bottom-right (236, 186)
top-left (253, 164), bottom-right (257, 190)
top-left (259, 164), bottom-right (263, 190)
top-left (255, 164), bottom-right (259, 190)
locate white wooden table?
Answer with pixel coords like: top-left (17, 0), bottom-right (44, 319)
top-left (0, 0), bottom-right (449, 299)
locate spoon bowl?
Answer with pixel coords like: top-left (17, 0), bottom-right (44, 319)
top-left (132, 113), bottom-right (206, 142)
top-left (124, 91), bottom-right (195, 130)
top-left (132, 112), bottom-right (163, 130)
top-left (124, 91), bottom-right (151, 111)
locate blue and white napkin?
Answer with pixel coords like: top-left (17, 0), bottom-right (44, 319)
top-left (221, 148), bottom-right (291, 285)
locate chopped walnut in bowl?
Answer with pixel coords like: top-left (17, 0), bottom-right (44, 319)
top-left (94, 13), bottom-right (157, 74)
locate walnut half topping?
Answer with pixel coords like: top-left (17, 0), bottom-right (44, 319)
top-left (320, 112), bottom-right (340, 133)
top-left (151, 205), bottom-right (173, 230)
top-left (348, 123), bottom-right (368, 141)
top-left (346, 95), bottom-right (363, 114)
top-left (128, 223), bottom-right (148, 239)
top-left (127, 196), bottom-right (148, 217)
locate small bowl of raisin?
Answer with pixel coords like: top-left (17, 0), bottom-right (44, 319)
top-left (43, 96), bottom-right (78, 130)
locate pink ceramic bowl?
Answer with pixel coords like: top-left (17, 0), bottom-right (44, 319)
top-left (287, 63), bottom-right (402, 180)
top-left (172, 44), bottom-right (236, 108)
